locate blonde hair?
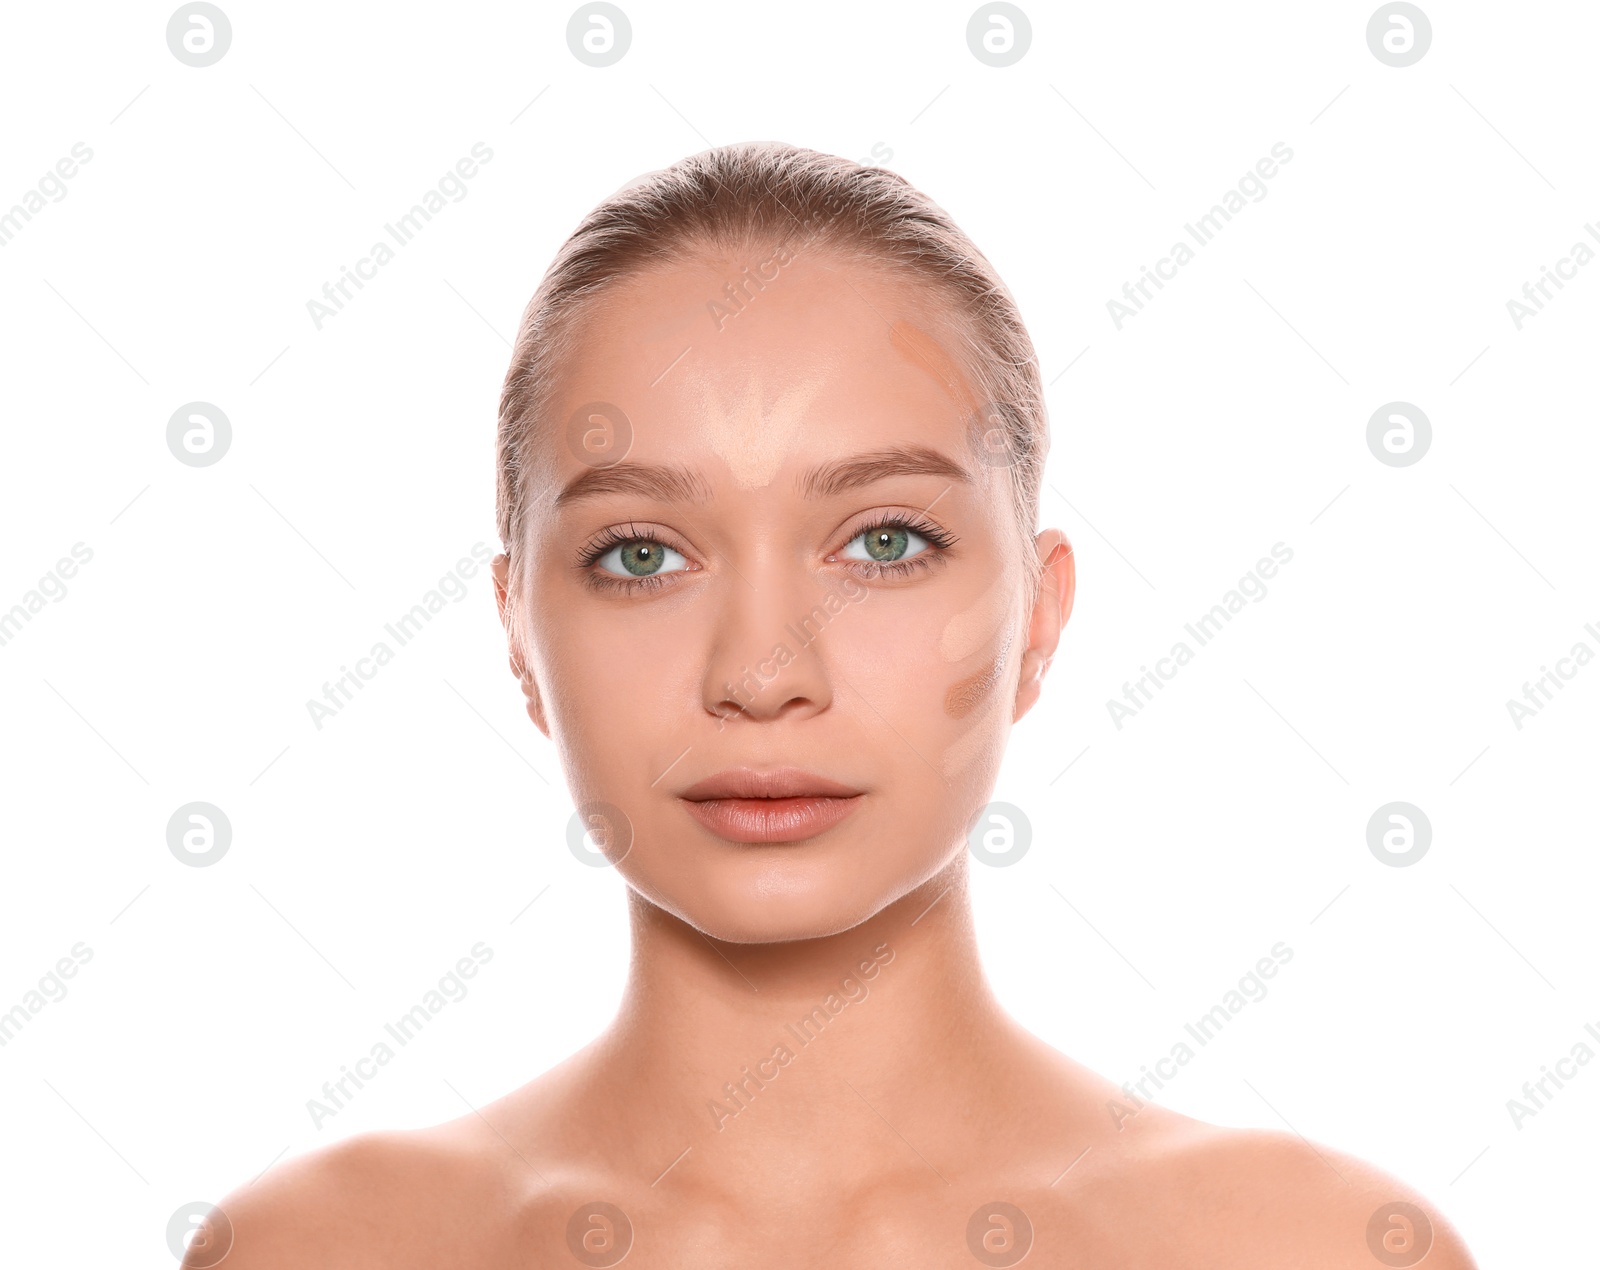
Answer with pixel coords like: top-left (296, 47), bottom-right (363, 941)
top-left (495, 140), bottom-right (1049, 630)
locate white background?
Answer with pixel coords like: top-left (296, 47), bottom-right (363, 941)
top-left (1, 1), bottom-right (1595, 1264)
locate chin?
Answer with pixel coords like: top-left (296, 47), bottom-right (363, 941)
top-left (678, 905), bottom-right (886, 946)
top-left (627, 838), bottom-right (955, 945)
top-left (699, 897), bottom-right (888, 945)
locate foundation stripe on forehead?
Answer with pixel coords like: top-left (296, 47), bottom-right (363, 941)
top-left (888, 320), bottom-right (977, 412)
top-left (702, 377), bottom-right (817, 490)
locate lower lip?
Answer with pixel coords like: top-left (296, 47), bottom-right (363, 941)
top-left (681, 795), bottom-right (862, 844)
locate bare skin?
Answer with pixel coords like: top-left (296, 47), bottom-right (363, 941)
top-left (193, 250), bottom-right (1477, 1268)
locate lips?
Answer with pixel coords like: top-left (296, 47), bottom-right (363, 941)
top-left (679, 767), bottom-right (863, 844)
top-left (680, 767), bottom-right (861, 801)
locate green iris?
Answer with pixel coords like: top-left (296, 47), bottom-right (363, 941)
top-left (620, 541), bottom-right (665, 576)
top-left (863, 527), bottom-right (910, 562)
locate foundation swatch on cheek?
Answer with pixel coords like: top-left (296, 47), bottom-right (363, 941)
top-left (941, 580), bottom-right (1015, 717)
top-left (944, 622), bottom-right (1015, 719)
top-left (940, 571), bottom-right (1012, 663)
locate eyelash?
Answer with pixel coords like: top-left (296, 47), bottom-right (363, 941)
top-left (575, 514), bottom-right (959, 594)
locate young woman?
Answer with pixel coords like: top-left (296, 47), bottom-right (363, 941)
top-left (196, 142), bottom-right (1475, 1268)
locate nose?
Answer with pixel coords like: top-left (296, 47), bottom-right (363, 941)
top-left (702, 570), bottom-right (840, 726)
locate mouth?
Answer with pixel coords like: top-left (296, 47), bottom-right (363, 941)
top-left (678, 767), bottom-right (864, 844)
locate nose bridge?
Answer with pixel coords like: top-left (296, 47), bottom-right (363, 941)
top-left (703, 559), bottom-right (839, 723)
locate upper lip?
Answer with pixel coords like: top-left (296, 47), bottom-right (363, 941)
top-left (679, 767), bottom-right (863, 801)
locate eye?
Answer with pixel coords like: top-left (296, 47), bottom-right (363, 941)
top-left (840, 522), bottom-right (934, 565)
top-left (593, 537), bottom-right (690, 579)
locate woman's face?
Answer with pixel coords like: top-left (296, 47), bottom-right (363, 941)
top-left (494, 248), bottom-right (1071, 943)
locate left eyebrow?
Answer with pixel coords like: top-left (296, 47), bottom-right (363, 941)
top-left (796, 444), bottom-right (974, 500)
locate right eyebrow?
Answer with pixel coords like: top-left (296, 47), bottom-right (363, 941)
top-left (553, 462), bottom-right (715, 510)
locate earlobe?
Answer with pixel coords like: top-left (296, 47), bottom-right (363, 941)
top-left (520, 669), bottom-right (550, 737)
top-left (511, 650), bottom-right (550, 737)
top-left (1011, 647), bottom-right (1049, 721)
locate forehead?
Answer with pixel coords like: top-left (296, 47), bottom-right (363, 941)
top-left (543, 250), bottom-right (986, 489)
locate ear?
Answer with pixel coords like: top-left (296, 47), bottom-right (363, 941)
top-left (491, 553), bottom-right (550, 738)
top-left (1013, 530), bottom-right (1075, 723)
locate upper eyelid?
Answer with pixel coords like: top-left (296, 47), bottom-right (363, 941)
top-left (831, 510), bottom-right (954, 553)
top-left (581, 520), bottom-right (692, 559)
top-left (833, 505), bottom-right (949, 537)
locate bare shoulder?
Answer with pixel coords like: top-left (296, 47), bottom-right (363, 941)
top-left (183, 1119), bottom-right (531, 1270)
top-left (1121, 1118), bottom-right (1480, 1270)
top-left (992, 1036), bottom-right (1475, 1267)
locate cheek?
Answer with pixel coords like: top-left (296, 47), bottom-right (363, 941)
top-left (529, 601), bottom-right (691, 787)
top-left (934, 580), bottom-right (1020, 785)
top-left (939, 569), bottom-right (1012, 661)
top-left (939, 627), bottom-right (1016, 785)
top-left (944, 621), bottom-right (1015, 719)
top-left (839, 587), bottom-right (1015, 793)
top-left (937, 568), bottom-right (1017, 722)
top-left (831, 569), bottom-right (1018, 731)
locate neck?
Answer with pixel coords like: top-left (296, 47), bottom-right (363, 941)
top-left (569, 854), bottom-right (1043, 1197)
